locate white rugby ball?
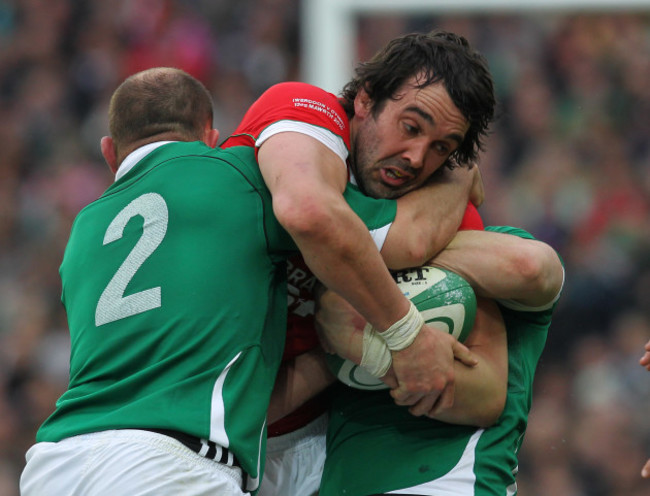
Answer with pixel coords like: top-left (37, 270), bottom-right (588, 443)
top-left (325, 267), bottom-right (477, 390)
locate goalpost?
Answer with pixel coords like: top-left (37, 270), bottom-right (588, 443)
top-left (301, 0), bottom-right (650, 93)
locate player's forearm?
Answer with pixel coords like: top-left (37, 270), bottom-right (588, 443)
top-left (268, 349), bottom-right (336, 424)
top-left (431, 230), bottom-right (564, 307)
top-left (315, 289), bottom-right (366, 361)
top-left (283, 192), bottom-right (412, 331)
top-left (260, 132), bottom-right (412, 331)
top-left (381, 167), bottom-right (475, 270)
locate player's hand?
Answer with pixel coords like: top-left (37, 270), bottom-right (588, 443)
top-left (404, 393), bottom-right (445, 417)
top-left (639, 339), bottom-right (650, 371)
top-left (389, 324), bottom-right (477, 408)
top-left (404, 337), bottom-right (480, 418)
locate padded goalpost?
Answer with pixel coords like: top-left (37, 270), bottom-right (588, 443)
top-left (301, 0), bottom-right (650, 93)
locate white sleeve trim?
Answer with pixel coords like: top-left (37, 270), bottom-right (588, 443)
top-left (497, 266), bottom-right (566, 312)
top-left (256, 120), bottom-right (348, 167)
top-left (369, 224), bottom-right (391, 252)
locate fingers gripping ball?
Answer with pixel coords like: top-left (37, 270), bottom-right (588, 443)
top-left (325, 267), bottom-right (477, 390)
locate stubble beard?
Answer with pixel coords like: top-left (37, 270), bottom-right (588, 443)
top-left (351, 126), bottom-right (402, 201)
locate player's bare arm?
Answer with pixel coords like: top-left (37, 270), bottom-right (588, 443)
top-left (258, 131), bottom-right (411, 330)
top-left (381, 164), bottom-right (481, 270)
top-left (419, 297), bottom-right (507, 426)
top-left (267, 348), bottom-right (336, 424)
top-left (432, 230), bottom-right (564, 307)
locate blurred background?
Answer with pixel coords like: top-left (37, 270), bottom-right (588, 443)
top-left (0, 1), bottom-right (648, 494)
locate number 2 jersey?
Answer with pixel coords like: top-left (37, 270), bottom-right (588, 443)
top-left (37, 139), bottom-right (397, 492)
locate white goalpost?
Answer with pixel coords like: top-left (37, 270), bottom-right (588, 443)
top-left (301, 0), bottom-right (650, 93)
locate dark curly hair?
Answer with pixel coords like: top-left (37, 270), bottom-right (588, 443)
top-left (340, 30), bottom-right (495, 167)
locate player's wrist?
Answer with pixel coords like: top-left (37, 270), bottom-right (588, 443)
top-left (378, 301), bottom-right (424, 351)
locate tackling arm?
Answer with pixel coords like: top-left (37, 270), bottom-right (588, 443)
top-left (431, 230), bottom-right (564, 308)
top-left (418, 297), bottom-right (507, 426)
top-left (381, 165), bottom-right (481, 270)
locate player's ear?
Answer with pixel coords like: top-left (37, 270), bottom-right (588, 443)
top-left (203, 127), bottom-right (220, 149)
top-left (354, 86), bottom-right (373, 118)
top-left (100, 136), bottom-right (119, 174)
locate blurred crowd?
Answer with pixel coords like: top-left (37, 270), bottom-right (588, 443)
top-left (0, 1), bottom-right (648, 494)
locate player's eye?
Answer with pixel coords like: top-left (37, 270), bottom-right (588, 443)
top-left (433, 142), bottom-right (451, 155)
top-left (403, 122), bottom-right (419, 136)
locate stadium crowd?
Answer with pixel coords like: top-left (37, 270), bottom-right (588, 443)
top-left (0, 1), bottom-right (648, 494)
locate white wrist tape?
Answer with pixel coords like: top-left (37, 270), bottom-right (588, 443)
top-left (378, 301), bottom-right (424, 351)
top-left (360, 323), bottom-right (392, 378)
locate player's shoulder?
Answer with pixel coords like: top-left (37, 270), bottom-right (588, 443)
top-left (225, 82), bottom-right (350, 150)
top-left (257, 82), bottom-right (345, 119)
top-left (262, 81), bottom-right (339, 101)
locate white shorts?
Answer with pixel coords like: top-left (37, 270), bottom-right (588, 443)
top-left (258, 413), bottom-right (328, 496)
top-left (20, 429), bottom-right (249, 496)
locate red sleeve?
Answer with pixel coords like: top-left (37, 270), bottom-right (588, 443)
top-left (458, 202), bottom-right (484, 231)
top-left (221, 82), bottom-right (351, 151)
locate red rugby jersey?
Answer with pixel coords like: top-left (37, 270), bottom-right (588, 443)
top-left (222, 82), bottom-right (483, 436)
top-left (222, 82), bottom-right (351, 436)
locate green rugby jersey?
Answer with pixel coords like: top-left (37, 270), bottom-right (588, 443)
top-left (320, 226), bottom-right (562, 496)
top-left (37, 141), bottom-right (397, 492)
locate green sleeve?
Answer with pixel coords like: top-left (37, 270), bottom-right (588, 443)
top-left (343, 183), bottom-right (397, 231)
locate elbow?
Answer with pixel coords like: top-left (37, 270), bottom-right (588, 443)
top-left (384, 232), bottom-right (438, 270)
top-left (401, 237), bottom-right (431, 268)
top-left (513, 242), bottom-right (563, 302)
top-left (274, 192), bottom-right (332, 239)
top-left (475, 395), bottom-right (506, 428)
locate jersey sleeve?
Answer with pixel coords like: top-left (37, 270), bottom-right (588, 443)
top-left (458, 202), bottom-right (484, 231)
top-left (221, 82), bottom-right (351, 152)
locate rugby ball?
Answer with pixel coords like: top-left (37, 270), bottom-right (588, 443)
top-left (325, 267), bottom-right (477, 390)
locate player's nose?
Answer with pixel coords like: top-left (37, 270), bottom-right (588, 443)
top-left (401, 140), bottom-right (428, 170)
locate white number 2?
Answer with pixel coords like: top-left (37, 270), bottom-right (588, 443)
top-left (95, 193), bottom-right (168, 326)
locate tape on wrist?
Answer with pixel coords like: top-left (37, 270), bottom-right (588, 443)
top-left (378, 301), bottom-right (424, 351)
top-left (360, 323), bottom-right (392, 378)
